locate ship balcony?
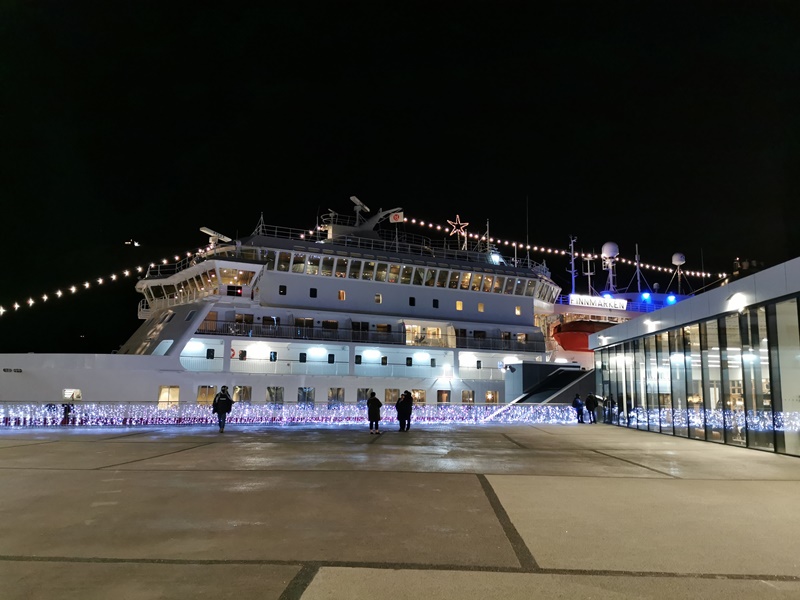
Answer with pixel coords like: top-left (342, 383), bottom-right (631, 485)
top-left (195, 321), bottom-right (546, 353)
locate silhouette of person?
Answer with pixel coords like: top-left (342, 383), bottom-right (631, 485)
top-left (572, 393), bottom-right (585, 423)
top-left (212, 386), bottom-right (234, 432)
top-left (396, 390), bottom-right (413, 431)
top-left (367, 391), bottom-right (383, 434)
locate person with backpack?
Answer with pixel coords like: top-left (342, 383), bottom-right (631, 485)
top-left (212, 385), bottom-right (234, 432)
top-left (572, 393), bottom-right (585, 423)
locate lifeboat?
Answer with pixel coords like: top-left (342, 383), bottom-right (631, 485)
top-left (552, 320), bottom-right (614, 352)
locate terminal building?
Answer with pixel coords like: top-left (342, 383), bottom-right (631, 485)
top-left (589, 256), bottom-right (800, 457)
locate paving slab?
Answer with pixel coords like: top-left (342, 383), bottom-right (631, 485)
top-left (1, 422), bottom-right (799, 599)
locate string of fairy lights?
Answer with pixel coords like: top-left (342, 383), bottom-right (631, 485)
top-left (0, 213), bottom-right (727, 318)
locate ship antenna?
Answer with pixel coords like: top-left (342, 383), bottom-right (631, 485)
top-left (526, 196), bottom-right (531, 267)
top-left (582, 254), bottom-right (596, 296)
top-left (567, 235), bottom-right (577, 295)
top-left (635, 243), bottom-right (642, 293)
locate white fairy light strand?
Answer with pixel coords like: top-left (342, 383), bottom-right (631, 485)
top-left (0, 212), bottom-right (729, 317)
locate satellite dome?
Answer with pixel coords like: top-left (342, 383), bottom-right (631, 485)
top-left (672, 252), bottom-right (686, 266)
top-left (601, 242), bottom-right (619, 259)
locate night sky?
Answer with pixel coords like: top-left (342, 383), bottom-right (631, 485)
top-left (2, 2), bottom-right (799, 353)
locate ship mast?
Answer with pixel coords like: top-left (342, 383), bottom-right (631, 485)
top-left (567, 235), bottom-right (577, 295)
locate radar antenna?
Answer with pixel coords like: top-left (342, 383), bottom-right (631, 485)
top-left (350, 196), bottom-right (371, 224)
top-left (200, 227), bottom-right (232, 246)
top-left (601, 241), bottom-right (619, 293)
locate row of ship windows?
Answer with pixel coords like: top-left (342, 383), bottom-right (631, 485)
top-left (156, 385), bottom-right (502, 407)
top-left (145, 250), bottom-right (560, 304)
top-left (273, 251), bottom-right (558, 301)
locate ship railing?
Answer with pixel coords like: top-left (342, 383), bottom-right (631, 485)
top-left (195, 321), bottom-right (546, 352)
top-left (137, 288), bottom-right (215, 318)
top-left (142, 222), bottom-right (555, 282)
top-left (0, 401), bottom-right (577, 427)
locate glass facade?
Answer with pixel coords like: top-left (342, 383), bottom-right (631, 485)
top-left (595, 297), bottom-right (800, 456)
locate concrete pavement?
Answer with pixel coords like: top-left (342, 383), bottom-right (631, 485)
top-left (1, 422), bottom-right (799, 599)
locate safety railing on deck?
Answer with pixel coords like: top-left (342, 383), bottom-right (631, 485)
top-left (196, 321), bottom-right (546, 352)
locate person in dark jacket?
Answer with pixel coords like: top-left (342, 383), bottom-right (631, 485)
top-left (584, 393), bottom-right (598, 423)
top-left (212, 385), bottom-right (234, 432)
top-left (396, 390), bottom-right (413, 431)
top-left (572, 393), bottom-right (585, 423)
top-left (367, 391), bottom-right (383, 434)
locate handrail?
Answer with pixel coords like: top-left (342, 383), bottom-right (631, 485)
top-left (196, 320), bottom-right (547, 353)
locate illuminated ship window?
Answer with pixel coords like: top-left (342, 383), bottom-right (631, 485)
top-left (461, 390), bottom-right (475, 403)
top-left (388, 264), bottom-right (400, 283)
top-left (196, 385), bottom-right (215, 406)
top-left (321, 256), bottom-right (335, 276)
top-left (437, 390), bottom-right (451, 403)
top-left (291, 253), bottom-right (307, 273)
top-left (307, 256), bottom-right (320, 275)
top-left (436, 270), bottom-right (449, 287)
top-left (493, 276), bottom-right (505, 293)
top-left (233, 385), bottom-right (252, 404)
top-left (277, 252), bottom-right (292, 272)
top-left (478, 303), bottom-right (485, 313)
top-left (472, 273), bottom-right (483, 290)
top-left (456, 300), bottom-right (463, 311)
top-left (400, 265), bottom-right (413, 284)
top-left (374, 293), bottom-right (382, 304)
top-left (412, 389), bottom-right (426, 404)
top-left (157, 385), bottom-right (178, 409)
top-left (226, 285), bottom-right (243, 297)
top-left (448, 271), bottom-right (460, 289)
top-left (515, 306), bottom-right (522, 316)
top-left (375, 263), bottom-right (388, 282)
top-left (335, 258), bottom-right (348, 278)
top-left (338, 290), bottom-right (345, 300)
top-left (62, 389), bottom-right (82, 401)
top-left (362, 261), bottom-right (376, 280)
top-left (349, 260), bottom-right (363, 278)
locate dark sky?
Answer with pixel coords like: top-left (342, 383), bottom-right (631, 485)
top-left (2, 2), bottom-right (799, 353)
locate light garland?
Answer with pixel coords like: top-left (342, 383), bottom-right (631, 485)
top-left (0, 403), bottom-right (796, 431)
top-left (406, 216), bottom-right (727, 279)
top-left (1, 210), bottom-right (731, 318)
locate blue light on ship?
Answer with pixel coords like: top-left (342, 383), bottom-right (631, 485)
top-left (641, 292), bottom-right (651, 302)
top-left (602, 293), bottom-right (612, 299)
top-left (666, 294), bottom-right (677, 305)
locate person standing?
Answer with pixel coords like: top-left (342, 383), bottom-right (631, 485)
top-left (572, 393), bottom-right (585, 423)
top-left (584, 393), bottom-right (598, 423)
top-left (212, 385), bottom-right (234, 432)
top-left (396, 390), bottom-right (413, 431)
top-left (367, 391), bottom-right (383, 434)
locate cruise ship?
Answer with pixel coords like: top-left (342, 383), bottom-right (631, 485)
top-left (0, 199), bottom-right (692, 424)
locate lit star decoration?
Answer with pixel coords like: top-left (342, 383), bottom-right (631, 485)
top-left (447, 214), bottom-right (469, 237)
